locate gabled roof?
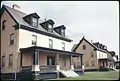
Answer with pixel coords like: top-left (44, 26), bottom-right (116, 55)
top-left (1, 5), bottom-right (72, 42)
top-left (72, 37), bottom-right (97, 52)
top-left (72, 37), bottom-right (109, 53)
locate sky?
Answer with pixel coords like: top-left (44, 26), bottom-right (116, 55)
top-left (1, 1), bottom-right (119, 57)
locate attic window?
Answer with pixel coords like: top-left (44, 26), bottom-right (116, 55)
top-left (83, 45), bottom-right (86, 50)
top-left (2, 20), bottom-right (6, 30)
top-left (32, 17), bottom-right (38, 27)
top-left (48, 24), bottom-right (53, 32)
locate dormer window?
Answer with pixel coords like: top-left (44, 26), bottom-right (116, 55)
top-left (32, 17), bottom-right (38, 27)
top-left (23, 13), bottom-right (40, 27)
top-left (61, 29), bottom-right (65, 37)
top-left (104, 46), bottom-right (107, 49)
top-left (98, 44), bottom-right (99, 48)
top-left (48, 24), bottom-right (53, 32)
top-left (54, 25), bottom-right (66, 36)
top-left (40, 19), bottom-right (55, 32)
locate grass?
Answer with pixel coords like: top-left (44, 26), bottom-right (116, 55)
top-left (49, 70), bottom-right (119, 80)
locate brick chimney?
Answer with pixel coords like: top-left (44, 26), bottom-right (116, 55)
top-left (12, 4), bottom-right (20, 10)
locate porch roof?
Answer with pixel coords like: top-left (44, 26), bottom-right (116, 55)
top-left (20, 46), bottom-right (83, 57)
top-left (98, 58), bottom-right (115, 62)
top-left (98, 58), bottom-right (108, 60)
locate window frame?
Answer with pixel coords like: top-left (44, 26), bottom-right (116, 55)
top-left (2, 56), bottom-right (5, 68)
top-left (32, 17), bottom-right (38, 27)
top-left (91, 61), bottom-right (95, 67)
top-left (2, 20), bottom-right (6, 30)
top-left (61, 29), bottom-right (65, 37)
top-left (83, 45), bottom-right (86, 50)
top-left (9, 54), bottom-right (13, 68)
top-left (32, 35), bottom-right (37, 46)
top-left (85, 61), bottom-right (89, 67)
top-left (99, 52), bottom-right (101, 58)
top-left (91, 51), bottom-right (94, 57)
top-left (62, 42), bottom-right (65, 51)
top-left (49, 39), bottom-right (53, 49)
top-left (48, 24), bottom-right (53, 32)
top-left (10, 33), bottom-right (14, 45)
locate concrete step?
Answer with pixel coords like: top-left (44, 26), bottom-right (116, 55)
top-left (60, 70), bottom-right (79, 77)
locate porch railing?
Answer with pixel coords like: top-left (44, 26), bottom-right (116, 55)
top-left (39, 65), bottom-right (56, 71)
top-left (21, 65), bottom-right (82, 71)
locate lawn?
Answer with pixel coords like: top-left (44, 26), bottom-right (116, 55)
top-left (49, 70), bottom-right (119, 80)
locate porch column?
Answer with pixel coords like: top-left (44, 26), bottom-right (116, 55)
top-left (56, 54), bottom-right (60, 71)
top-left (108, 61), bottom-right (110, 68)
top-left (20, 51), bottom-right (22, 71)
top-left (56, 54), bottom-right (60, 78)
top-left (80, 55), bottom-right (84, 70)
top-left (70, 56), bottom-right (74, 70)
top-left (106, 60), bottom-right (108, 68)
top-left (32, 50), bottom-right (40, 71)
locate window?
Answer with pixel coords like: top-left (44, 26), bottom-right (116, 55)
top-left (48, 24), bottom-right (53, 32)
top-left (85, 61), bottom-right (89, 67)
top-left (10, 33), bottom-right (14, 45)
top-left (61, 29), bottom-right (65, 37)
top-left (91, 61), bottom-right (95, 67)
top-left (2, 56), bottom-right (5, 68)
top-left (99, 52), bottom-right (101, 58)
top-left (62, 42), bottom-right (65, 50)
top-left (62, 56), bottom-right (66, 66)
top-left (91, 52), bottom-right (94, 57)
top-left (32, 35), bottom-right (37, 46)
top-left (83, 45), bottom-right (86, 50)
top-left (32, 17), bottom-right (37, 27)
top-left (49, 39), bottom-right (53, 49)
top-left (98, 44), bottom-right (99, 48)
top-left (101, 54), bottom-right (102, 57)
top-left (9, 54), bottom-right (13, 67)
top-left (2, 20), bottom-right (6, 30)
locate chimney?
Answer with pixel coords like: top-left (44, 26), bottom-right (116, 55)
top-left (12, 4), bottom-right (20, 10)
top-left (91, 40), bottom-right (93, 43)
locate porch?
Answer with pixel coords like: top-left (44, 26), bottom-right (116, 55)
top-left (20, 46), bottom-right (84, 80)
top-left (98, 58), bottom-right (115, 71)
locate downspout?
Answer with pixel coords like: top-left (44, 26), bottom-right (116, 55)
top-left (14, 24), bottom-right (20, 81)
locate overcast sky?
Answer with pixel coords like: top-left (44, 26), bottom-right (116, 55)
top-left (1, 1), bottom-right (119, 57)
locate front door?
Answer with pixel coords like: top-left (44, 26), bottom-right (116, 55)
top-left (47, 56), bottom-right (55, 65)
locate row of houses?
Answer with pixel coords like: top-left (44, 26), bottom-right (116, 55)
top-left (72, 37), bottom-right (118, 71)
top-left (1, 4), bottom-right (119, 80)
